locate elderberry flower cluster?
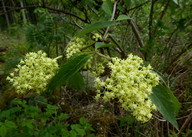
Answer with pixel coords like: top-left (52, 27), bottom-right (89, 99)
top-left (92, 33), bottom-right (102, 41)
top-left (6, 50), bottom-right (59, 94)
top-left (66, 37), bottom-right (107, 76)
top-left (95, 54), bottom-right (159, 122)
top-left (66, 37), bottom-right (85, 58)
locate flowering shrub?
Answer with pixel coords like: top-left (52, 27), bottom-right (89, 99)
top-left (6, 50), bottom-right (59, 94)
top-left (95, 54), bottom-right (159, 122)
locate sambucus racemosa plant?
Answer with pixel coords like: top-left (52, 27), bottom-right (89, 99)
top-left (6, 0), bottom-right (181, 133)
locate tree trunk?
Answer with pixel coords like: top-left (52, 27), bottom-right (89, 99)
top-left (20, 0), bottom-right (27, 24)
top-left (2, 0), bottom-right (10, 27)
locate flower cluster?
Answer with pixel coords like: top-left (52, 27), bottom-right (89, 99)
top-left (93, 63), bottom-right (105, 76)
top-left (66, 37), bottom-right (107, 76)
top-left (66, 37), bottom-right (85, 58)
top-left (95, 54), bottom-right (159, 122)
top-left (6, 50), bottom-right (59, 94)
top-left (92, 33), bottom-right (102, 41)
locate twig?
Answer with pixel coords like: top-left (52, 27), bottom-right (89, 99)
top-left (94, 51), bottom-right (112, 61)
top-left (165, 18), bottom-right (192, 50)
top-left (152, 113), bottom-right (166, 122)
top-left (103, 1), bottom-right (127, 58)
top-left (178, 111), bottom-right (192, 135)
top-left (148, 0), bottom-right (156, 40)
top-left (135, 130), bottom-right (148, 137)
top-left (126, 0), bottom-right (150, 12)
top-left (108, 35), bottom-right (127, 58)
top-left (103, 1), bottom-right (118, 38)
top-left (80, 43), bottom-right (95, 51)
top-left (153, 115), bottom-right (166, 122)
top-left (176, 115), bottom-right (190, 120)
top-left (44, 6), bottom-right (89, 23)
top-left (163, 43), bottom-right (192, 73)
top-left (72, 18), bottom-right (83, 29)
top-left (82, 8), bottom-right (91, 24)
top-left (182, 102), bottom-right (192, 105)
top-left (153, 0), bottom-right (171, 36)
top-left (128, 19), bottom-right (144, 48)
top-left (0, 5), bottom-right (89, 23)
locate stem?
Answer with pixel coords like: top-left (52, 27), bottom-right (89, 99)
top-left (128, 19), bottom-right (144, 48)
top-left (94, 51), bottom-right (112, 61)
top-left (126, 0), bottom-right (150, 12)
top-left (108, 35), bottom-right (127, 58)
top-left (54, 55), bottom-right (62, 60)
top-left (153, 0), bottom-right (171, 36)
top-left (103, 1), bottom-right (118, 38)
top-left (148, 0), bottom-right (155, 41)
top-left (80, 43), bottom-right (95, 51)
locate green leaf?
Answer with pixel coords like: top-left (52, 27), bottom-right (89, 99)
top-left (0, 125), bottom-right (7, 137)
top-left (0, 107), bottom-right (21, 120)
top-left (66, 72), bottom-right (84, 90)
top-left (149, 84), bottom-right (180, 130)
top-left (79, 117), bottom-right (87, 125)
top-left (102, 0), bottom-right (113, 15)
top-left (57, 113), bottom-right (69, 121)
top-left (116, 14), bottom-right (131, 21)
top-left (47, 53), bottom-right (91, 91)
top-left (33, 95), bottom-right (48, 106)
top-left (21, 120), bottom-right (34, 129)
top-left (117, 116), bottom-right (135, 127)
top-left (46, 105), bottom-right (59, 116)
top-left (95, 42), bottom-right (116, 49)
top-left (71, 124), bottom-right (81, 130)
top-left (125, 0), bottom-right (132, 7)
top-left (76, 128), bottom-right (86, 136)
top-left (4, 121), bottom-right (17, 129)
top-left (76, 21), bottom-right (119, 37)
top-left (70, 130), bottom-right (77, 137)
top-left (172, 0), bottom-right (179, 5)
top-left (87, 134), bottom-right (96, 137)
top-left (71, 124), bottom-right (86, 136)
